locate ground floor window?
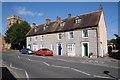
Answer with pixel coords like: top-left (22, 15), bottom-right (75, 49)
top-left (67, 44), bottom-right (75, 56)
top-left (33, 44), bottom-right (38, 51)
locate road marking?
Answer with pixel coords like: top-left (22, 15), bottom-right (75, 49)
top-left (25, 70), bottom-right (29, 80)
top-left (71, 68), bottom-right (90, 76)
top-left (10, 63), bottom-right (23, 71)
top-left (18, 56), bottom-right (20, 58)
top-left (93, 75), bottom-right (111, 79)
top-left (51, 65), bottom-right (70, 69)
top-left (43, 62), bottom-right (50, 66)
top-left (10, 62), bottom-right (29, 79)
top-left (57, 59), bottom-right (70, 62)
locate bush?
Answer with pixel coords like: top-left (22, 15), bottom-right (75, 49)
top-left (108, 46), bottom-right (112, 54)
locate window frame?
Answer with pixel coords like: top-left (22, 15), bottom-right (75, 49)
top-left (82, 29), bottom-right (89, 38)
top-left (68, 32), bottom-right (74, 39)
top-left (67, 44), bottom-right (75, 54)
top-left (60, 21), bottom-right (65, 27)
top-left (57, 33), bottom-right (62, 40)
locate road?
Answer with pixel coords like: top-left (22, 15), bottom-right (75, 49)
top-left (2, 51), bottom-right (119, 80)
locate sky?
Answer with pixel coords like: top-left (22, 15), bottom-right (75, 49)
top-left (2, 2), bottom-right (118, 40)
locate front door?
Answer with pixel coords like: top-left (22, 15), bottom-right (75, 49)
top-left (58, 43), bottom-right (62, 55)
top-left (82, 42), bottom-right (89, 57)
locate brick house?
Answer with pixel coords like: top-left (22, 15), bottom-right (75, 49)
top-left (26, 10), bottom-right (107, 58)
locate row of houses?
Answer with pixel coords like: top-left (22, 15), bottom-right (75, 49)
top-left (26, 10), bottom-right (107, 58)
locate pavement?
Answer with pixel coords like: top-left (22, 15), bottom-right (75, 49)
top-left (1, 50), bottom-right (120, 79)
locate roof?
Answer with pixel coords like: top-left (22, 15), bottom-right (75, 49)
top-left (26, 11), bottom-right (102, 37)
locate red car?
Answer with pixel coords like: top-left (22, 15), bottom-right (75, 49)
top-left (35, 48), bottom-right (53, 56)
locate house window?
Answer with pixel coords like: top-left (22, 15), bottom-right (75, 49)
top-left (58, 33), bottom-right (62, 40)
top-left (75, 19), bottom-right (80, 24)
top-left (34, 28), bottom-right (37, 32)
top-left (67, 44), bottom-right (75, 53)
top-left (30, 37), bottom-right (32, 42)
top-left (40, 45), bottom-right (43, 49)
top-left (41, 36), bottom-right (43, 41)
top-left (34, 36), bottom-right (37, 41)
top-left (50, 44), bottom-right (54, 50)
top-left (68, 32), bottom-right (74, 39)
top-left (82, 29), bottom-right (88, 38)
top-left (75, 17), bottom-right (81, 24)
top-left (60, 21), bottom-right (65, 27)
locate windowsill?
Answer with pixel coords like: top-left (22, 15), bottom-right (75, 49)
top-left (82, 37), bottom-right (88, 38)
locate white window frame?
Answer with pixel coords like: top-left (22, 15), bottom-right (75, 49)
top-left (29, 37), bottom-right (32, 42)
top-left (68, 32), bottom-right (74, 39)
top-left (67, 44), bottom-right (75, 56)
top-left (60, 21), bottom-right (65, 27)
top-left (50, 44), bottom-right (54, 50)
top-left (34, 36), bottom-right (37, 41)
top-left (75, 19), bottom-right (80, 24)
top-left (57, 33), bottom-right (62, 40)
top-left (82, 29), bottom-right (89, 38)
top-left (40, 36), bottom-right (43, 41)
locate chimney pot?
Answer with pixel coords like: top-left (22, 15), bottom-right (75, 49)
top-left (46, 18), bottom-right (51, 25)
top-left (32, 23), bottom-right (36, 28)
top-left (56, 16), bottom-right (61, 23)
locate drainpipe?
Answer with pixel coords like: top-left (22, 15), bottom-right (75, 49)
top-left (96, 27), bottom-right (99, 58)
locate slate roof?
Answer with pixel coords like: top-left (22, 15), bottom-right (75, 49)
top-left (26, 11), bottom-right (102, 37)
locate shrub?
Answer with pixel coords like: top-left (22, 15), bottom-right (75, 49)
top-left (108, 46), bottom-right (112, 54)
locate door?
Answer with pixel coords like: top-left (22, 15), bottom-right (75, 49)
top-left (82, 42), bottom-right (89, 57)
top-left (58, 43), bottom-right (62, 55)
top-left (84, 43), bottom-right (88, 56)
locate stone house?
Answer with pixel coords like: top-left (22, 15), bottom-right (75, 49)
top-left (26, 10), bottom-right (107, 58)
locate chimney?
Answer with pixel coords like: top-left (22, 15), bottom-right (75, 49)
top-left (46, 18), bottom-right (51, 25)
top-left (56, 16), bottom-right (61, 23)
top-left (32, 23), bottom-right (36, 28)
top-left (68, 14), bottom-right (72, 18)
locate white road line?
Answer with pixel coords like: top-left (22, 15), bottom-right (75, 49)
top-left (25, 70), bottom-right (29, 80)
top-left (51, 65), bottom-right (70, 69)
top-left (71, 68), bottom-right (90, 76)
top-left (10, 62), bottom-right (29, 79)
top-left (43, 62), bottom-right (50, 66)
top-left (57, 59), bottom-right (70, 62)
top-left (93, 75), bottom-right (111, 79)
top-left (10, 63), bottom-right (24, 71)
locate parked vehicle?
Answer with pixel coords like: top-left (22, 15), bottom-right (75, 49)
top-left (35, 48), bottom-right (53, 56)
top-left (20, 48), bottom-right (34, 54)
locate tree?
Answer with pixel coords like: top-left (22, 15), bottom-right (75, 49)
top-left (4, 21), bottom-right (31, 49)
top-left (114, 34), bottom-right (120, 50)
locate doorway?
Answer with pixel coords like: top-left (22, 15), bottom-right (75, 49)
top-left (82, 42), bottom-right (89, 57)
top-left (57, 43), bottom-right (62, 55)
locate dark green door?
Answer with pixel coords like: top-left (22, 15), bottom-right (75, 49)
top-left (84, 43), bottom-right (88, 56)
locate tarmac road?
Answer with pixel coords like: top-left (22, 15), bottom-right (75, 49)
top-left (2, 51), bottom-right (119, 80)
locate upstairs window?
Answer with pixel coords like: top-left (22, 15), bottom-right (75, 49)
top-left (60, 21), bottom-right (65, 27)
top-left (82, 29), bottom-right (88, 38)
top-left (75, 16), bottom-right (81, 24)
top-left (58, 33), bottom-right (62, 40)
top-left (75, 19), bottom-right (80, 24)
top-left (43, 26), bottom-right (46, 31)
top-left (41, 36), bottom-right (43, 41)
top-left (68, 32), bottom-right (74, 39)
top-left (35, 36), bottom-right (37, 41)
top-left (30, 37), bottom-right (32, 42)
top-left (34, 28), bottom-right (37, 32)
